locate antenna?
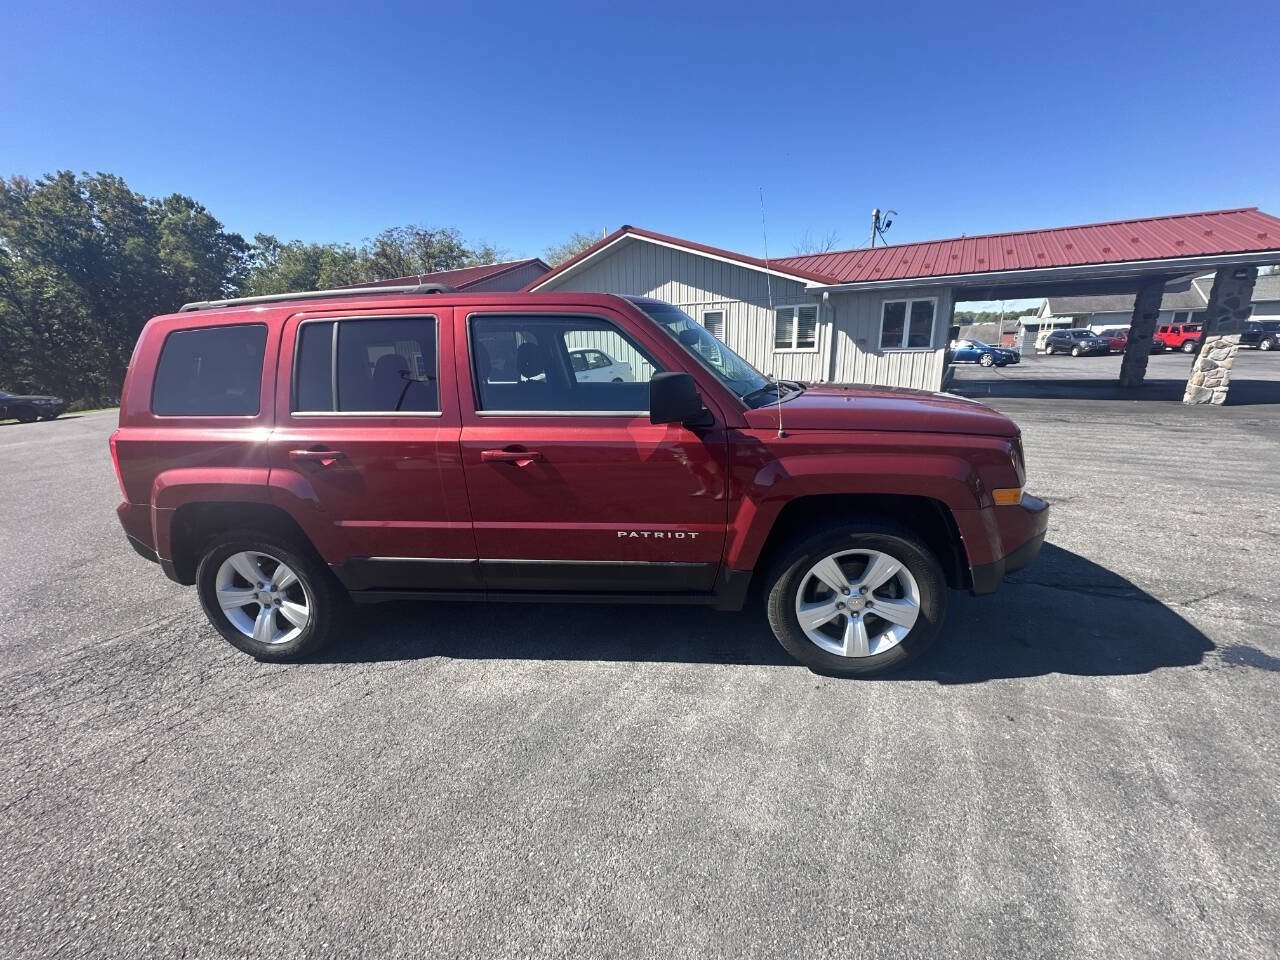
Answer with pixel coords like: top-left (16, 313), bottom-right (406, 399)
top-left (759, 187), bottom-right (785, 438)
top-left (871, 208), bottom-right (898, 248)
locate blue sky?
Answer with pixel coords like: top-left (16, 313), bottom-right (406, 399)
top-left (2, 0), bottom-right (1278, 273)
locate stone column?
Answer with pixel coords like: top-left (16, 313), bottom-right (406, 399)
top-left (1119, 281), bottom-right (1166, 387)
top-left (1183, 266), bottom-right (1257, 405)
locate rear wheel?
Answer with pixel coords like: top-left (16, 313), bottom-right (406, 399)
top-left (1261, 338), bottom-right (1274, 351)
top-left (765, 520), bottom-right (948, 677)
top-left (1071, 346), bottom-right (1082, 357)
top-left (979, 353), bottom-right (995, 367)
top-left (1182, 340), bottom-right (1198, 353)
top-left (196, 531), bottom-right (342, 661)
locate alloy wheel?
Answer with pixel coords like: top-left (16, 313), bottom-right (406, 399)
top-left (214, 550), bottom-right (311, 645)
top-left (793, 549), bottom-right (921, 658)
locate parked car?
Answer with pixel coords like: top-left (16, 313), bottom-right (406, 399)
top-left (111, 288), bottom-right (1047, 678)
top-left (1042, 329), bottom-right (1109, 356)
top-left (0, 389), bottom-right (66, 423)
top-left (1154, 321), bottom-right (1203, 353)
top-left (1240, 320), bottom-right (1279, 351)
top-left (1148, 335), bottom-right (1168, 353)
top-left (949, 339), bottom-right (1021, 367)
top-left (569, 347), bottom-right (634, 382)
top-left (1095, 329), bottom-right (1128, 352)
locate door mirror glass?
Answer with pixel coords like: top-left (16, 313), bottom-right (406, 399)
top-left (650, 372), bottom-right (706, 425)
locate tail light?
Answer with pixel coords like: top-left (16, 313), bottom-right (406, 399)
top-left (109, 430), bottom-right (128, 500)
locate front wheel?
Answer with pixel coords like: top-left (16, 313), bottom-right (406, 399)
top-left (765, 520), bottom-right (947, 677)
top-left (13, 407), bottom-right (37, 423)
top-left (196, 531), bottom-right (343, 661)
top-left (1071, 346), bottom-right (1082, 357)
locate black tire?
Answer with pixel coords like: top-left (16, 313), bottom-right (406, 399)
top-left (979, 354), bottom-right (995, 367)
top-left (1071, 346), bottom-right (1082, 357)
top-left (764, 518), bottom-right (948, 677)
top-left (13, 407), bottom-right (37, 423)
top-left (39, 413), bottom-right (61, 421)
top-left (1261, 338), bottom-right (1274, 352)
top-left (611, 377), bottom-right (624, 383)
top-left (196, 530), bottom-right (344, 661)
top-left (1182, 339), bottom-right (1197, 353)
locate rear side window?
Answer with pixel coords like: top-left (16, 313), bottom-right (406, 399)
top-left (152, 324), bottom-right (267, 416)
top-left (293, 316), bottom-right (439, 413)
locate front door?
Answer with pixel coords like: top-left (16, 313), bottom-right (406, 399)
top-left (456, 307), bottom-right (730, 593)
top-left (269, 308), bottom-right (479, 591)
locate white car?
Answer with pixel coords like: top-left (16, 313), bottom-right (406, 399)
top-left (569, 348), bottom-right (633, 383)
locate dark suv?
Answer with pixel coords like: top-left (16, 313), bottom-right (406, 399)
top-left (111, 286), bottom-right (1047, 677)
top-left (1043, 329), bottom-right (1109, 356)
top-left (1241, 320), bottom-right (1278, 351)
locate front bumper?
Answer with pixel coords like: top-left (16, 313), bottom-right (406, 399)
top-left (969, 494), bottom-right (1049, 595)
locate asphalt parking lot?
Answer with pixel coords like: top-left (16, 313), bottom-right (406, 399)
top-left (2, 363), bottom-right (1278, 958)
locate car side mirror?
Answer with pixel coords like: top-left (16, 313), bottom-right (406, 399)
top-left (650, 372), bottom-right (710, 426)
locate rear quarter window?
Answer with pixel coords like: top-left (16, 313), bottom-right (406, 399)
top-left (151, 324), bottom-right (268, 416)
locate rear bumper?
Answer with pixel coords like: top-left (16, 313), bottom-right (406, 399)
top-left (969, 493), bottom-right (1049, 595)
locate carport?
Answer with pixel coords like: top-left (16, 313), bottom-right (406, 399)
top-left (801, 208), bottom-right (1280, 404)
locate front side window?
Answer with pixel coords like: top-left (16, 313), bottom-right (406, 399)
top-left (774, 305), bottom-right (818, 350)
top-left (471, 316), bottom-right (660, 413)
top-left (879, 299), bottom-right (936, 350)
top-left (152, 324), bottom-right (267, 416)
top-left (293, 316), bottom-right (439, 413)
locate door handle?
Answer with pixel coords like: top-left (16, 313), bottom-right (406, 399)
top-left (481, 448), bottom-right (545, 465)
top-left (289, 448), bottom-right (346, 467)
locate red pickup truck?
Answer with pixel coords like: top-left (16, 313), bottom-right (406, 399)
top-left (111, 287), bottom-right (1047, 677)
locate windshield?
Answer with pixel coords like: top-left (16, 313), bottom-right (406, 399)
top-left (629, 300), bottom-right (773, 402)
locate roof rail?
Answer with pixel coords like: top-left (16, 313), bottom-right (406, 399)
top-left (179, 282), bottom-right (455, 313)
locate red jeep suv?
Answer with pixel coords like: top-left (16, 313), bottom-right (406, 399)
top-left (111, 286), bottom-right (1048, 676)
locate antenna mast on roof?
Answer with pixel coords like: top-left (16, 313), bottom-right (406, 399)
top-left (870, 208), bottom-right (897, 247)
top-left (759, 187), bottom-right (785, 438)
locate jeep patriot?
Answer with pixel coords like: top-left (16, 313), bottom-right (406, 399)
top-left (111, 286), bottom-right (1048, 676)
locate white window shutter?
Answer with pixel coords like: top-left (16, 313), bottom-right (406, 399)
top-left (796, 305), bottom-right (818, 349)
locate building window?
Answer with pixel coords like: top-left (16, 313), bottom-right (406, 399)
top-left (879, 298), bottom-right (936, 350)
top-left (702, 310), bottom-right (725, 340)
top-left (774, 304), bottom-right (818, 351)
top-left (1172, 311), bottom-right (1190, 324)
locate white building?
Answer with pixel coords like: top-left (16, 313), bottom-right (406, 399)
top-left (527, 210), bottom-right (1280, 392)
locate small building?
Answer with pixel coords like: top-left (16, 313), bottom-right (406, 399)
top-left (358, 257), bottom-right (550, 292)
top-left (527, 210), bottom-right (1280, 392)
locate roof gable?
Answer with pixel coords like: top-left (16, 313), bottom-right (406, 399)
top-left (358, 257), bottom-right (550, 290)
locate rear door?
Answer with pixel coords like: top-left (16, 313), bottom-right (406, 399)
top-left (269, 307), bottom-right (478, 591)
top-left (456, 304), bottom-right (730, 594)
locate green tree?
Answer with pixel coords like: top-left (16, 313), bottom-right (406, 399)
top-left (242, 234), bottom-right (365, 296)
top-left (544, 230), bottom-right (601, 267)
top-left (0, 171), bottom-right (247, 403)
top-left (363, 225), bottom-right (474, 279)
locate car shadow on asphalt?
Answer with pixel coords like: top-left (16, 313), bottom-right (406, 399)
top-left (316, 544), bottom-right (1213, 683)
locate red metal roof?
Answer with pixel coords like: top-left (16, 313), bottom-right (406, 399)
top-left (530, 209), bottom-right (1280, 291)
top-left (774, 208), bottom-right (1280, 284)
top-left (357, 257), bottom-right (550, 290)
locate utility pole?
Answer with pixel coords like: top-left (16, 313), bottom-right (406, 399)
top-left (870, 208), bottom-right (881, 248)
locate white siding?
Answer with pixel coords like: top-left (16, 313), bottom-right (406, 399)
top-left (541, 236), bottom-right (952, 390)
top-left (827, 286), bottom-right (952, 390)
top-left (544, 238), bottom-right (831, 381)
